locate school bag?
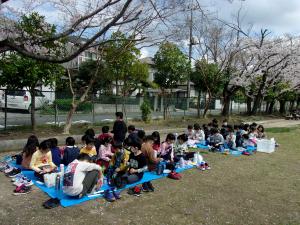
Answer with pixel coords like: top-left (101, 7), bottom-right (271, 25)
top-left (167, 172), bottom-right (182, 180)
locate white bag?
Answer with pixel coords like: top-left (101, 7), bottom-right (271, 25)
top-left (44, 173), bottom-right (57, 188)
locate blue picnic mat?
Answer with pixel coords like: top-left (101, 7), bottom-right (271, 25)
top-left (11, 162), bottom-right (195, 207)
top-left (195, 143), bottom-right (256, 156)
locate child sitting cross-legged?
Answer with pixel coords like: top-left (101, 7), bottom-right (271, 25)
top-left (63, 153), bottom-right (102, 198)
top-left (49, 138), bottom-right (61, 167)
top-left (151, 131), bottom-right (161, 153)
top-left (185, 125), bottom-right (194, 140)
top-left (207, 127), bottom-right (224, 151)
top-left (30, 140), bottom-right (57, 182)
top-left (160, 133), bottom-right (176, 162)
top-left (104, 142), bottom-right (130, 202)
top-left (62, 137), bottom-right (80, 166)
top-left (21, 135), bottom-right (39, 169)
top-left (225, 125), bottom-right (236, 149)
top-left (174, 134), bottom-right (195, 161)
top-left (141, 135), bottom-right (162, 192)
top-left (97, 136), bottom-right (113, 171)
top-left (80, 136), bottom-right (97, 160)
top-left (193, 123), bottom-right (205, 143)
top-left (124, 141), bottom-right (148, 196)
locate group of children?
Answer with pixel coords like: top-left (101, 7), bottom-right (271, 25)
top-left (185, 119), bottom-right (266, 151)
top-left (4, 112), bottom-right (266, 200)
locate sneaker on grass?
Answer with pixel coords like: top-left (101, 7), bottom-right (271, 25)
top-left (7, 168), bottom-right (22, 178)
top-left (104, 190), bottom-right (115, 202)
top-left (13, 184), bottom-right (31, 196)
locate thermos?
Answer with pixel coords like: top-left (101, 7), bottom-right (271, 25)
top-left (55, 174), bottom-right (61, 191)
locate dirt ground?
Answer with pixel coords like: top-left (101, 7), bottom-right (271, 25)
top-left (0, 122), bottom-right (300, 225)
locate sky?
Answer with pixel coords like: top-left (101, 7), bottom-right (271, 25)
top-left (4, 0), bottom-right (300, 58)
top-left (142, 0), bottom-right (300, 57)
top-left (206, 0), bottom-right (300, 35)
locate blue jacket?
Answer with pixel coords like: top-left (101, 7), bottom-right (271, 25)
top-left (62, 146), bottom-right (80, 166)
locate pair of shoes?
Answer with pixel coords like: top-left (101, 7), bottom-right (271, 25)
top-left (43, 198), bottom-right (60, 209)
top-left (6, 168), bottom-right (21, 177)
top-left (104, 190), bottom-right (121, 202)
top-left (142, 183), bottom-right (150, 192)
top-left (113, 190), bottom-right (121, 200)
top-left (198, 162), bottom-right (206, 171)
top-left (147, 182), bottom-right (155, 192)
top-left (13, 184), bottom-right (31, 195)
top-left (127, 186), bottom-right (141, 196)
top-left (14, 178), bottom-right (33, 187)
top-left (104, 191), bottom-right (115, 202)
top-left (0, 162), bottom-right (8, 171)
top-left (11, 174), bottom-right (26, 182)
top-left (3, 166), bottom-right (14, 174)
top-left (204, 162), bottom-right (211, 170)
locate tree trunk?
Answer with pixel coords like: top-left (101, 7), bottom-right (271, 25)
top-left (197, 92), bottom-right (201, 118)
top-left (222, 90), bottom-right (232, 117)
top-left (251, 94), bottom-right (263, 115)
top-left (203, 92), bottom-right (211, 118)
top-left (289, 101), bottom-right (295, 112)
top-left (246, 96), bottom-right (252, 115)
top-left (267, 100), bottom-right (275, 114)
top-left (63, 103), bottom-right (77, 134)
top-left (115, 79), bottom-right (118, 112)
top-left (279, 100), bottom-right (286, 114)
top-left (265, 101), bottom-right (269, 113)
top-left (29, 89), bottom-right (36, 131)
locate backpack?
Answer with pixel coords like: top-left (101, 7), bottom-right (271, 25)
top-left (167, 172), bottom-right (182, 180)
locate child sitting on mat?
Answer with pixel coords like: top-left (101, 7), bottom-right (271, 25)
top-left (193, 123), bottom-right (205, 143)
top-left (225, 126), bottom-right (236, 149)
top-left (141, 135), bottom-right (161, 192)
top-left (49, 138), bottom-right (61, 167)
top-left (97, 136), bottom-right (113, 171)
top-left (63, 153), bottom-right (102, 198)
top-left (257, 125), bottom-right (266, 139)
top-left (160, 133), bottom-right (176, 162)
top-left (124, 141), bottom-right (147, 195)
top-left (80, 136), bottom-right (97, 160)
top-left (185, 125), bottom-right (194, 140)
top-left (97, 126), bottom-right (112, 144)
top-left (30, 140), bottom-right (57, 182)
top-left (21, 135), bottom-right (39, 169)
top-left (104, 142), bottom-right (130, 202)
top-left (62, 137), bottom-right (80, 166)
top-left (174, 134), bottom-right (194, 160)
top-left (208, 127), bottom-right (224, 151)
top-left (151, 131), bottom-right (161, 153)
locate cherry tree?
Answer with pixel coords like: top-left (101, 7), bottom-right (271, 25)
top-left (230, 31), bottom-right (300, 115)
top-left (0, 0), bottom-right (179, 62)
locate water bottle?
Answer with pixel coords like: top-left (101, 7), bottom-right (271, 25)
top-left (60, 164), bottom-right (64, 176)
top-left (55, 174), bottom-right (61, 191)
top-left (156, 162), bottom-right (164, 175)
top-left (179, 157), bottom-right (185, 168)
top-left (55, 174), bottom-right (61, 199)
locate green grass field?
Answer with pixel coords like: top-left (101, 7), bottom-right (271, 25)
top-left (0, 125), bottom-right (299, 225)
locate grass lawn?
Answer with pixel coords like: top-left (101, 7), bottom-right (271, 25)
top-left (0, 126), bottom-right (299, 225)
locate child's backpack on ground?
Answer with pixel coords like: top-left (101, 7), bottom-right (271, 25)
top-left (167, 172), bottom-right (182, 180)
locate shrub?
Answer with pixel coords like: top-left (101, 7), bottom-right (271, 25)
top-left (54, 99), bottom-right (92, 112)
top-left (140, 99), bottom-right (152, 123)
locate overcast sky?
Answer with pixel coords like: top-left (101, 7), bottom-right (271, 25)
top-left (207, 0), bottom-right (300, 35)
top-left (5, 0), bottom-right (300, 58)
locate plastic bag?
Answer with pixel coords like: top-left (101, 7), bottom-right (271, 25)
top-left (44, 173), bottom-right (57, 188)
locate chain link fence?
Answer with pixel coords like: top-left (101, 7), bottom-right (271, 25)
top-left (0, 88), bottom-right (284, 130)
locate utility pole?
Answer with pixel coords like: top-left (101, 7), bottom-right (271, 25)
top-left (186, 1), bottom-right (194, 110)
